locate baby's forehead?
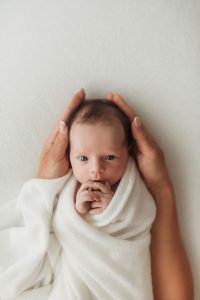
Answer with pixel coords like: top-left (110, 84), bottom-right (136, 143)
top-left (71, 118), bottom-right (123, 133)
top-left (69, 121), bottom-right (127, 149)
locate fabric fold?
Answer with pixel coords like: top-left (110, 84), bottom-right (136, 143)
top-left (52, 156), bottom-right (156, 299)
top-left (0, 157), bottom-right (156, 299)
top-left (0, 173), bottom-right (70, 299)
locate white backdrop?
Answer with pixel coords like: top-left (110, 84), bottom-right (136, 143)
top-left (0, 0), bottom-right (199, 298)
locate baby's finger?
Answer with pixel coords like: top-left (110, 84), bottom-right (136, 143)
top-left (78, 182), bottom-right (101, 193)
top-left (78, 189), bottom-right (100, 200)
top-left (76, 195), bottom-right (96, 205)
top-left (92, 182), bottom-right (111, 193)
top-left (90, 201), bottom-right (102, 209)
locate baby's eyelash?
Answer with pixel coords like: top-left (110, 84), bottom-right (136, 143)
top-left (78, 156), bottom-right (88, 161)
top-left (77, 155), bottom-right (117, 162)
top-left (105, 155), bottom-right (116, 160)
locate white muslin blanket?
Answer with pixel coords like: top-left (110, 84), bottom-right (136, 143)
top-left (0, 156), bottom-right (156, 300)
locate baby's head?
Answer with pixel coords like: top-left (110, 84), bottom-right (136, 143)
top-left (67, 99), bottom-right (136, 189)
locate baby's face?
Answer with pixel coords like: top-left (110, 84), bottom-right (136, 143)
top-left (69, 121), bottom-right (129, 189)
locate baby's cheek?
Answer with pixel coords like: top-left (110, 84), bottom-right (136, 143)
top-left (73, 170), bottom-right (86, 184)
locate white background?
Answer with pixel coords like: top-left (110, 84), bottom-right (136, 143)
top-left (0, 0), bottom-right (199, 298)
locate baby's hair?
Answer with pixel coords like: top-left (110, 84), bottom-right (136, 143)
top-left (66, 99), bottom-right (137, 159)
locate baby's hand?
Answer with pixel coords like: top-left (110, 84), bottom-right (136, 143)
top-left (75, 182), bottom-right (102, 216)
top-left (88, 181), bottom-right (114, 215)
top-left (75, 181), bottom-right (114, 216)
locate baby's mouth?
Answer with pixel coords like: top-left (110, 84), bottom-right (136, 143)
top-left (93, 180), bottom-right (105, 184)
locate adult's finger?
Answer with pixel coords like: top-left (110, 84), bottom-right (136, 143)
top-left (51, 124), bottom-right (69, 159)
top-left (106, 92), bottom-right (137, 122)
top-left (131, 118), bottom-right (162, 156)
top-left (60, 88), bottom-right (86, 123)
top-left (106, 92), bottom-right (159, 155)
top-left (45, 88), bottom-right (86, 146)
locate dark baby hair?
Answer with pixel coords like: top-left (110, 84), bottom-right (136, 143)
top-left (66, 99), bottom-right (137, 159)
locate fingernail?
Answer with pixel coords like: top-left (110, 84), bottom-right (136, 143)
top-left (59, 121), bottom-right (66, 134)
top-left (79, 88), bottom-right (85, 94)
top-left (134, 116), bottom-right (142, 128)
top-left (107, 92), bottom-right (113, 100)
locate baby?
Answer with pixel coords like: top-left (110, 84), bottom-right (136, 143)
top-left (66, 99), bottom-right (136, 216)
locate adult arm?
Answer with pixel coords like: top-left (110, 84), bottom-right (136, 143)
top-left (106, 92), bottom-right (194, 300)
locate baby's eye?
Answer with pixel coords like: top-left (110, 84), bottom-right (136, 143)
top-left (78, 156), bottom-right (88, 161)
top-left (105, 155), bottom-right (115, 160)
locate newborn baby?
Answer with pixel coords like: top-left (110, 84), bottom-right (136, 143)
top-left (67, 99), bottom-right (136, 216)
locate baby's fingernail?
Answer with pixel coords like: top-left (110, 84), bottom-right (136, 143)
top-left (134, 116), bottom-right (142, 128)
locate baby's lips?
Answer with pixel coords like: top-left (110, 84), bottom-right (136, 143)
top-left (93, 180), bottom-right (105, 184)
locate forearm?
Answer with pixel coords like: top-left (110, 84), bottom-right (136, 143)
top-left (150, 184), bottom-right (194, 300)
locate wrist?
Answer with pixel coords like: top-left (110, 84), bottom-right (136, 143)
top-left (148, 179), bottom-right (176, 210)
top-left (148, 177), bottom-right (174, 198)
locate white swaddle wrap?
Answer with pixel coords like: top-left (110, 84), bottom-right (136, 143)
top-left (0, 156), bottom-right (156, 300)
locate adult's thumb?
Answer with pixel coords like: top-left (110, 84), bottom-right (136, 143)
top-left (53, 121), bottom-right (69, 158)
top-left (131, 117), bottom-right (152, 154)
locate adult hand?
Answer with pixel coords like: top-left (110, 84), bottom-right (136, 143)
top-left (37, 88), bottom-right (85, 179)
top-left (106, 92), bottom-right (173, 196)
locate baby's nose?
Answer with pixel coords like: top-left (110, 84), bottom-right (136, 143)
top-left (89, 159), bottom-right (105, 175)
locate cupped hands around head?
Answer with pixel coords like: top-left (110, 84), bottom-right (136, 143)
top-left (37, 88), bottom-right (173, 198)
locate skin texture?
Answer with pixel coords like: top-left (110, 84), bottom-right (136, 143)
top-left (37, 89), bottom-right (194, 300)
top-left (69, 121), bottom-right (129, 215)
